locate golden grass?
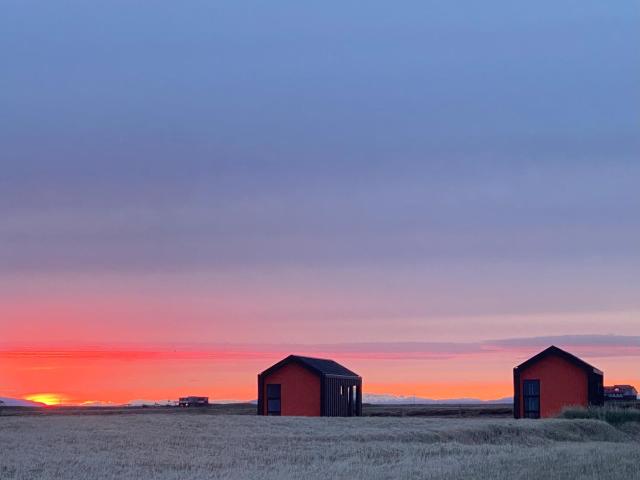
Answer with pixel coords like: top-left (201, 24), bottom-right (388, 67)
top-left (1, 414), bottom-right (639, 479)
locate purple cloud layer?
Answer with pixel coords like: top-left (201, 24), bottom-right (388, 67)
top-left (2, 335), bottom-right (638, 360)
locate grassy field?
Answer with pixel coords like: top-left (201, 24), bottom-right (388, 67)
top-left (363, 403), bottom-right (512, 417)
top-left (1, 412), bottom-right (639, 480)
top-left (0, 402), bottom-right (512, 418)
top-left (0, 402), bottom-right (258, 417)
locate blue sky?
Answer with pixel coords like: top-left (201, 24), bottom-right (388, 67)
top-left (1, 1), bottom-right (639, 345)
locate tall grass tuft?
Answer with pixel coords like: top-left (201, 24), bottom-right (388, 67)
top-left (559, 406), bottom-right (640, 426)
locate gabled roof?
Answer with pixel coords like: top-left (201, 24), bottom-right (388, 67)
top-left (604, 385), bottom-right (637, 392)
top-left (514, 345), bottom-right (603, 375)
top-left (259, 355), bottom-right (360, 378)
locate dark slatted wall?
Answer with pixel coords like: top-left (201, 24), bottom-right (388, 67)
top-left (588, 371), bottom-right (604, 406)
top-left (321, 375), bottom-right (362, 417)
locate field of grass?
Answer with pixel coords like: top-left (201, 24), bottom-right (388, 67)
top-left (0, 402), bottom-right (259, 417)
top-left (364, 403), bottom-right (512, 417)
top-left (559, 405), bottom-right (640, 425)
top-left (1, 412), bottom-right (639, 480)
top-left (0, 402), bottom-right (511, 418)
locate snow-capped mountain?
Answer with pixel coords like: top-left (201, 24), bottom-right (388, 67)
top-left (363, 393), bottom-right (513, 404)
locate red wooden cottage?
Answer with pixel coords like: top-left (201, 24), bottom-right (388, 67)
top-left (257, 355), bottom-right (362, 417)
top-left (513, 345), bottom-right (604, 419)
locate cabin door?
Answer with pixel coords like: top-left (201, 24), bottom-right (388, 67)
top-left (523, 380), bottom-right (540, 418)
top-left (266, 384), bottom-right (281, 416)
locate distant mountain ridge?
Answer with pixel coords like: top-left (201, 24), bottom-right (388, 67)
top-left (363, 393), bottom-right (513, 405)
top-left (0, 397), bottom-right (46, 407)
top-left (0, 395), bottom-right (513, 407)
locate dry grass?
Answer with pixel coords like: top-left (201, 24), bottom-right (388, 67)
top-left (364, 403), bottom-right (512, 417)
top-left (0, 403), bottom-right (512, 418)
top-left (559, 405), bottom-right (640, 425)
top-left (1, 414), bottom-right (639, 480)
top-left (0, 403), bottom-right (258, 417)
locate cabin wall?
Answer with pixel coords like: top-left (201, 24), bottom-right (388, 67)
top-left (517, 356), bottom-right (588, 418)
top-left (322, 377), bottom-right (362, 416)
top-left (261, 363), bottom-right (321, 416)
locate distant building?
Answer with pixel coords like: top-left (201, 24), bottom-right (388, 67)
top-left (178, 396), bottom-right (209, 407)
top-left (513, 346), bottom-right (604, 419)
top-left (257, 355), bottom-right (362, 417)
top-left (604, 385), bottom-right (638, 402)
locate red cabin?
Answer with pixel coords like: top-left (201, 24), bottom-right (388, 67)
top-left (257, 355), bottom-right (362, 417)
top-left (513, 345), bottom-right (604, 419)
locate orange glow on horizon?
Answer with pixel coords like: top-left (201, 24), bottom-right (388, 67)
top-left (24, 393), bottom-right (69, 406)
top-left (1, 346), bottom-right (638, 406)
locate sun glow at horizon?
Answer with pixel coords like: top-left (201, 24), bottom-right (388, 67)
top-left (24, 393), bottom-right (68, 406)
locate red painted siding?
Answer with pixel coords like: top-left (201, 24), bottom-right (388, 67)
top-left (262, 363), bottom-right (321, 416)
top-left (518, 355), bottom-right (588, 418)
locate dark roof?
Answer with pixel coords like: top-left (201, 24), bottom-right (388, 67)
top-left (259, 355), bottom-right (360, 378)
top-left (514, 345), bottom-right (603, 375)
top-left (604, 385), bottom-right (637, 392)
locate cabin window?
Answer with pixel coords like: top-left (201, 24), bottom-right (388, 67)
top-left (266, 384), bottom-right (281, 416)
top-left (523, 379), bottom-right (540, 418)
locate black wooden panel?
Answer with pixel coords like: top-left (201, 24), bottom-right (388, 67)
top-left (588, 371), bottom-right (604, 406)
top-left (321, 375), bottom-right (362, 417)
top-left (257, 374), bottom-right (264, 415)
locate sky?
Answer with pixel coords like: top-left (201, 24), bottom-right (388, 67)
top-left (1, 1), bottom-right (639, 405)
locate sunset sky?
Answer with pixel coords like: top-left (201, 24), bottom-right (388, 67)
top-left (1, 1), bottom-right (639, 405)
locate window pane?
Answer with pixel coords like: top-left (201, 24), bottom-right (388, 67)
top-left (525, 398), bottom-right (539, 411)
top-left (524, 381), bottom-right (540, 395)
top-left (267, 384), bottom-right (281, 399)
